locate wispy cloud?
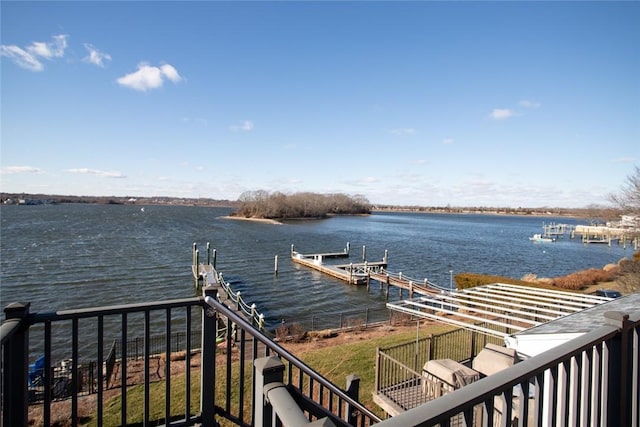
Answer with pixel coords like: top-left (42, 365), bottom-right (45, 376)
top-left (117, 62), bottom-right (183, 91)
top-left (519, 100), bottom-right (541, 109)
top-left (390, 128), bottom-right (416, 136)
top-left (489, 108), bottom-right (515, 120)
top-left (65, 168), bottom-right (126, 178)
top-left (442, 138), bottom-right (454, 145)
top-left (229, 120), bottom-right (254, 132)
top-left (1, 166), bottom-right (43, 174)
top-left (611, 157), bottom-right (636, 163)
top-left (1, 34), bottom-right (68, 71)
top-left (83, 44), bottom-right (111, 67)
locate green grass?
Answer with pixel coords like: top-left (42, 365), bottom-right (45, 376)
top-left (87, 324), bottom-right (454, 425)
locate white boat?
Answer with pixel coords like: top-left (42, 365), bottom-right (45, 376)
top-left (529, 233), bottom-right (554, 243)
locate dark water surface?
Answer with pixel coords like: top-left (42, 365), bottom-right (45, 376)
top-left (1, 204), bottom-right (632, 328)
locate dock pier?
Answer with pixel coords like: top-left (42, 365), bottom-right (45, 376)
top-left (290, 243), bottom-right (388, 285)
top-left (192, 243), bottom-right (266, 331)
top-left (290, 243), bottom-right (450, 297)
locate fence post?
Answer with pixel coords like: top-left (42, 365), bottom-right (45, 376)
top-left (2, 302), bottom-right (31, 427)
top-left (428, 334), bottom-right (434, 361)
top-left (200, 287), bottom-right (218, 427)
top-left (251, 304), bottom-right (257, 327)
top-left (254, 356), bottom-right (285, 427)
top-left (236, 291), bottom-right (242, 311)
top-left (345, 374), bottom-right (360, 425)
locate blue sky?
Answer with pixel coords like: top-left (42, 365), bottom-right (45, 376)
top-left (1, 1), bottom-right (638, 208)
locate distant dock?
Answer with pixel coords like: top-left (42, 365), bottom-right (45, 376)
top-left (290, 243), bottom-right (387, 285)
top-left (290, 243), bottom-right (450, 298)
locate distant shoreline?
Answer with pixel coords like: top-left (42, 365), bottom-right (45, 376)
top-left (1, 192), bottom-right (593, 219)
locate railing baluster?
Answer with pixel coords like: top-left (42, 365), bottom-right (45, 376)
top-left (144, 310), bottom-right (150, 427)
top-left (185, 306), bottom-right (192, 424)
top-left (165, 307), bottom-right (171, 425)
top-left (97, 316), bottom-right (104, 427)
top-left (72, 317), bottom-right (79, 427)
top-left (44, 319), bottom-right (52, 427)
top-left (121, 312), bottom-right (127, 427)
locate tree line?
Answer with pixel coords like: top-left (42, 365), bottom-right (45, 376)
top-left (233, 190), bottom-right (371, 219)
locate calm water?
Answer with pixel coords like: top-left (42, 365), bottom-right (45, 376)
top-left (1, 204), bottom-right (633, 329)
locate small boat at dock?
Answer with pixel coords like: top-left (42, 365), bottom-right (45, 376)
top-left (529, 233), bottom-right (555, 243)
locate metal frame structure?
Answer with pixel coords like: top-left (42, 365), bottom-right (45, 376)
top-left (386, 283), bottom-right (613, 340)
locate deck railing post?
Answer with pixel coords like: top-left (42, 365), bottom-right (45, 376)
top-left (200, 287), bottom-right (218, 427)
top-left (254, 356), bottom-right (285, 427)
top-left (345, 374), bottom-right (360, 425)
top-left (604, 310), bottom-right (632, 427)
top-left (2, 302), bottom-right (31, 427)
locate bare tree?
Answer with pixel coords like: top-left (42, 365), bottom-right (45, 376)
top-left (609, 166), bottom-right (640, 215)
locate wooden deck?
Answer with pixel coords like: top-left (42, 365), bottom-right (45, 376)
top-left (291, 248), bottom-right (387, 285)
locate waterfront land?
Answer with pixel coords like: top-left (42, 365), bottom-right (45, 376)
top-left (0, 192), bottom-right (620, 220)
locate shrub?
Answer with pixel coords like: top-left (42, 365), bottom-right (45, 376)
top-left (454, 273), bottom-right (545, 290)
top-left (552, 268), bottom-right (614, 290)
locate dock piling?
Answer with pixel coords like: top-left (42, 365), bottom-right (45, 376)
top-left (274, 255), bottom-right (278, 275)
top-left (362, 245), bottom-right (366, 262)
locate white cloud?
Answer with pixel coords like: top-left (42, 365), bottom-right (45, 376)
top-left (1, 166), bottom-right (43, 174)
top-left (390, 128), bottom-right (416, 136)
top-left (519, 100), bottom-right (541, 109)
top-left (489, 108), bottom-right (515, 120)
top-left (27, 35), bottom-right (68, 59)
top-left (612, 157), bottom-right (636, 163)
top-left (160, 64), bottom-right (181, 82)
top-left (360, 176), bottom-right (378, 183)
top-left (442, 138), bottom-right (454, 145)
top-left (65, 168), bottom-right (126, 178)
top-left (229, 120), bottom-right (254, 132)
top-left (83, 44), bottom-right (111, 67)
top-left (117, 62), bottom-right (182, 91)
top-left (1, 34), bottom-right (68, 72)
top-left (0, 45), bottom-right (43, 71)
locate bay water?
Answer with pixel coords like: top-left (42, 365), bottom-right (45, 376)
top-left (1, 204), bottom-right (632, 329)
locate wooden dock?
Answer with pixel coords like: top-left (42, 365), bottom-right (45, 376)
top-left (290, 243), bottom-right (387, 285)
top-left (192, 243), bottom-right (266, 331)
top-left (290, 243), bottom-right (447, 297)
top-left (367, 271), bottom-right (442, 298)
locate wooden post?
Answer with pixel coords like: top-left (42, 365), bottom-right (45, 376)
top-left (346, 241), bottom-right (350, 254)
top-left (385, 274), bottom-right (389, 299)
top-left (206, 242), bottom-right (211, 265)
top-left (274, 255), bottom-right (278, 275)
top-left (366, 273), bottom-right (370, 291)
top-left (362, 245), bottom-right (366, 261)
top-left (383, 249), bottom-right (388, 264)
top-left (212, 249), bottom-right (217, 269)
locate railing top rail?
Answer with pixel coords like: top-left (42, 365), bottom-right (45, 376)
top-left (0, 317), bottom-right (23, 345)
top-left (30, 297), bottom-right (203, 322)
top-left (203, 295), bottom-right (382, 423)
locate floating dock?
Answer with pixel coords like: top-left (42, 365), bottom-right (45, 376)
top-left (290, 243), bottom-right (387, 285)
